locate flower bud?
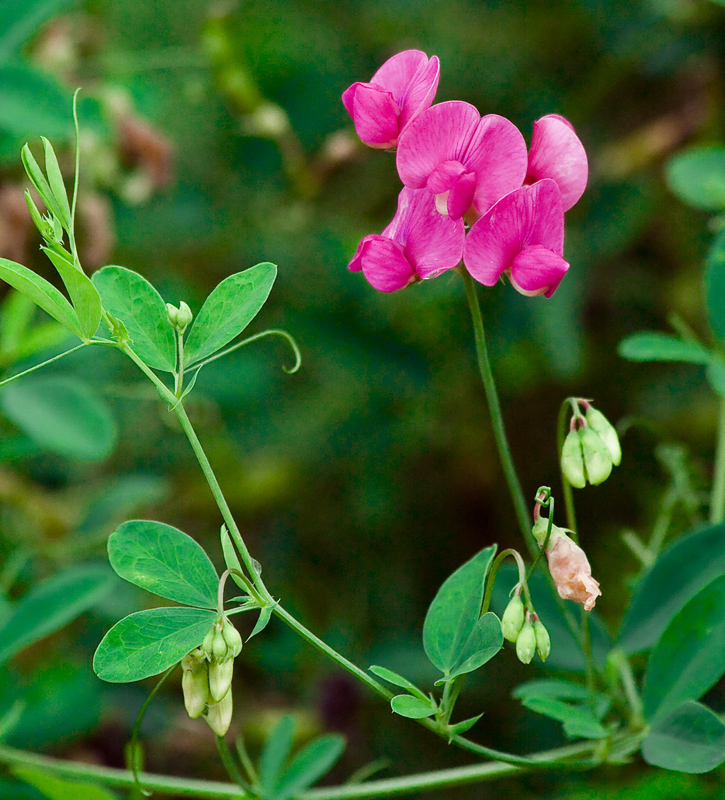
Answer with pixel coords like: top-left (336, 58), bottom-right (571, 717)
top-left (561, 430), bottom-right (586, 488)
top-left (201, 628), bottom-right (215, 657)
top-left (166, 301), bottom-right (193, 334)
top-left (205, 688), bottom-right (233, 736)
top-left (515, 618), bottom-right (536, 665)
top-left (211, 628), bottom-right (229, 661)
top-left (579, 427), bottom-right (612, 485)
top-left (585, 407), bottom-right (621, 466)
top-left (208, 657), bottom-right (234, 703)
top-left (181, 648), bottom-right (210, 719)
top-left (222, 621), bottom-right (243, 658)
top-left (501, 594), bottom-right (525, 643)
top-left (533, 618), bottom-right (551, 662)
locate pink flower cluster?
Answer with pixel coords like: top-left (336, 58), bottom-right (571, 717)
top-left (343, 50), bottom-right (588, 297)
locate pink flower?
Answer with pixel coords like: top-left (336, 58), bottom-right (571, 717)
top-left (463, 178), bottom-right (569, 297)
top-left (396, 101), bottom-right (528, 220)
top-left (342, 50), bottom-right (440, 149)
top-left (526, 114), bottom-right (588, 212)
top-left (349, 187), bottom-right (464, 292)
top-left (546, 533), bottom-right (601, 611)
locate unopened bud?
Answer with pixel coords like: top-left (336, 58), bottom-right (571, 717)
top-left (585, 407), bottom-right (621, 466)
top-left (579, 427), bottom-right (612, 485)
top-left (25, 191), bottom-right (53, 239)
top-left (166, 301), bottom-right (193, 333)
top-left (222, 621), bottom-right (243, 658)
top-left (212, 628), bottom-right (229, 661)
top-left (533, 618), bottom-right (551, 662)
top-left (209, 657), bottom-right (234, 703)
top-left (561, 430), bottom-right (586, 488)
top-left (181, 648), bottom-right (210, 719)
top-left (516, 618), bottom-right (537, 665)
top-left (205, 687), bottom-right (233, 736)
top-left (201, 628), bottom-right (215, 657)
top-left (501, 594), bottom-right (525, 643)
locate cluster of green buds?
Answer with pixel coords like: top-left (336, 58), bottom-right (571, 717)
top-left (561, 400), bottom-right (621, 488)
top-left (501, 587), bottom-right (550, 664)
top-left (181, 615), bottom-right (243, 736)
top-left (166, 300), bottom-right (193, 334)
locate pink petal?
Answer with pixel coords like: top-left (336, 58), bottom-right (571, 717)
top-left (426, 161), bottom-right (467, 194)
top-left (342, 83), bottom-right (400, 148)
top-left (466, 114), bottom-right (528, 214)
top-left (396, 101), bottom-right (482, 189)
top-left (509, 245), bottom-right (569, 297)
top-left (445, 171), bottom-right (477, 219)
top-left (526, 115), bottom-right (588, 212)
top-left (464, 179), bottom-right (565, 287)
top-left (401, 189), bottom-right (465, 278)
top-left (397, 55), bottom-right (440, 130)
top-left (351, 235), bottom-right (416, 292)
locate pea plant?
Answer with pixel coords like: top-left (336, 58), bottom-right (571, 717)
top-left (0, 51), bottom-right (724, 800)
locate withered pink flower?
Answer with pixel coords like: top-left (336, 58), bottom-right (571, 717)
top-left (545, 531), bottom-right (601, 611)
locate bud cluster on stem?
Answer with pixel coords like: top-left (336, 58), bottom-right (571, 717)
top-left (560, 400), bottom-right (621, 489)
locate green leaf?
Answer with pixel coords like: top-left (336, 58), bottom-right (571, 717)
top-left (422, 544), bottom-right (497, 674)
top-left (0, 565), bottom-right (116, 666)
top-left (0, 64), bottom-right (70, 139)
top-left (369, 665), bottom-right (427, 700)
top-left (220, 526), bottom-right (247, 591)
top-left (447, 714), bottom-right (483, 736)
top-left (390, 694), bottom-right (437, 719)
top-left (0, 0), bottom-right (79, 61)
top-left (13, 768), bottom-right (117, 800)
top-left (513, 679), bottom-right (590, 703)
top-left (92, 266), bottom-right (175, 371)
top-left (184, 263), bottom-right (277, 366)
top-left (21, 143), bottom-right (62, 222)
top-left (666, 146), bottom-right (725, 211)
top-left (108, 520), bottom-right (219, 609)
top-left (273, 735), bottom-right (345, 800)
top-left (618, 523), bottom-right (725, 654)
top-left (519, 696), bottom-right (608, 740)
top-left (247, 604), bottom-right (275, 641)
top-left (260, 716), bottom-right (294, 800)
top-left (618, 332), bottom-right (711, 364)
top-left (0, 257), bottom-right (81, 337)
top-left (643, 574), bottom-right (725, 721)
top-left (41, 138), bottom-right (71, 230)
top-left (642, 700), bottom-right (725, 773)
top-left (705, 228), bottom-right (725, 341)
top-left (93, 607), bottom-right (216, 683)
top-left (0, 375), bottom-right (117, 461)
top-left (42, 247), bottom-right (101, 339)
top-left (443, 612), bottom-right (502, 681)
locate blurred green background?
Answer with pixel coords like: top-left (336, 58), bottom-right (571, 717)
top-left (1, 0), bottom-right (725, 797)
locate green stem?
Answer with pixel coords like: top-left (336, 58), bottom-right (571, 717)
top-left (0, 342), bottom-right (93, 388)
top-left (608, 649), bottom-right (645, 729)
top-left (460, 268), bottom-right (534, 557)
top-left (557, 400), bottom-right (577, 535)
top-left (580, 607), bottom-right (596, 709)
top-left (216, 736), bottom-right (250, 794)
top-left (191, 328), bottom-right (302, 374)
top-left (710, 396), bottom-right (725, 524)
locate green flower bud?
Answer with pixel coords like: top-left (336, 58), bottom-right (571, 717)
top-left (501, 594), bottom-right (525, 643)
top-left (209, 657), bottom-right (234, 703)
top-left (211, 628), bottom-right (229, 661)
top-left (205, 688), bottom-right (233, 736)
top-left (181, 648), bottom-right (210, 719)
top-left (579, 427), bottom-right (612, 485)
top-left (25, 191), bottom-right (54, 240)
top-left (176, 301), bottom-right (193, 332)
top-left (166, 303), bottom-right (179, 327)
top-left (222, 621), bottom-right (243, 658)
top-left (533, 618), bottom-right (551, 662)
top-left (561, 430), bottom-right (586, 488)
top-left (516, 618), bottom-right (537, 665)
top-left (201, 628), bottom-right (215, 657)
top-left (585, 407), bottom-right (621, 466)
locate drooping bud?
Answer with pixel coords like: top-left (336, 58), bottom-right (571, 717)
top-left (222, 621), bottom-right (243, 658)
top-left (561, 429), bottom-right (586, 488)
top-left (532, 617), bottom-right (551, 662)
top-left (209, 657), bottom-right (234, 703)
top-left (201, 627), bottom-right (215, 657)
top-left (211, 627), bottom-right (229, 661)
top-left (181, 648), bottom-right (210, 719)
top-left (515, 617), bottom-right (536, 665)
top-left (585, 406), bottom-right (621, 466)
top-left (205, 688), bottom-right (233, 736)
top-left (579, 427), bottom-right (612, 485)
top-left (501, 594), bottom-right (526, 643)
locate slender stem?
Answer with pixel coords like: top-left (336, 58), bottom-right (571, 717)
top-left (580, 607), bottom-right (596, 709)
top-left (608, 649), bottom-right (645, 729)
top-left (710, 396), bottom-right (725, 524)
top-left (557, 400), bottom-right (577, 534)
top-left (216, 736), bottom-right (250, 794)
top-left (70, 88), bottom-right (82, 260)
top-left (0, 342), bottom-right (92, 388)
top-left (460, 268), bottom-right (534, 556)
top-left (234, 735), bottom-right (259, 787)
top-left (191, 328), bottom-right (302, 374)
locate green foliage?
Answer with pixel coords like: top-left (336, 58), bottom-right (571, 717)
top-left (0, 65), bottom-right (71, 139)
top-left (0, 0), bottom-right (79, 62)
top-left (13, 769), bottom-right (118, 800)
top-left (643, 573), bottom-right (725, 722)
top-left (41, 247), bottom-right (101, 340)
top-left (618, 523), bottom-right (725, 654)
top-left (0, 565), bottom-right (116, 666)
top-left (705, 228), bottom-right (725, 341)
top-left (642, 701), bottom-right (725, 774)
top-left (259, 716), bottom-right (345, 800)
top-left (183, 262), bottom-right (277, 366)
top-left (368, 665), bottom-right (427, 696)
top-left (93, 606), bottom-right (216, 682)
top-left (0, 375), bottom-right (117, 461)
top-left (665, 146), bottom-right (725, 211)
top-left (390, 694), bottom-right (437, 719)
top-left (108, 520), bottom-right (219, 609)
top-left (91, 266), bottom-right (175, 371)
top-left (618, 333), bottom-right (711, 364)
top-left (513, 679), bottom-right (609, 740)
top-left (422, 545), bottom-right (500, 675)
top-left (0, 291), bottom-right (67, 366)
